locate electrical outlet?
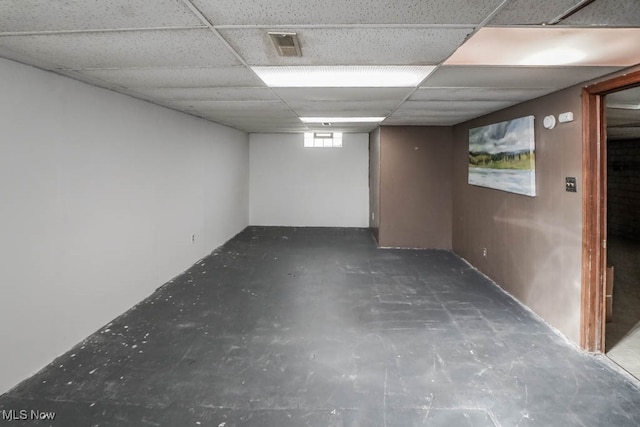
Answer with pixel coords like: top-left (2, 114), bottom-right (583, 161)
top-left (191, 234), bottom-right (196, 243)
top-left (482, 247), bottom-right (487, 257)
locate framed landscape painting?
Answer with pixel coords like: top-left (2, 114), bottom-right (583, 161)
top-left (468, 115), bottom-right (536, 197)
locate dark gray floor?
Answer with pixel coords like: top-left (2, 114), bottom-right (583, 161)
top-left (2, 227), bottom-right (640, 426)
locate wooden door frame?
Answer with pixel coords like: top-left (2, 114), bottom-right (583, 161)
top-left (581, 69), bottom-right (640, 352)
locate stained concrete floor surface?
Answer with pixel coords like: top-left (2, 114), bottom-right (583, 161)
top-left (1, 227), bottom-right (640, 426)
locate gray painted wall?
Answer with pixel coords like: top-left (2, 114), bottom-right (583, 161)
top-left (0, 58), bottom-right (250, 394)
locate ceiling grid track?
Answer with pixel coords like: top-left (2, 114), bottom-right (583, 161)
top-left (384, 0), bottom-right (513, 124)
top-left (179, 0), bottom-right (313, 132)
top-left (0, 0), bottom-right (636, 132)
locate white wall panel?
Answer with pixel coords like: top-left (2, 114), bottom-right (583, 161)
top-left (250, 133), bottom-right (369, 227)
top-left (0, 58), bottom-right (249, 394)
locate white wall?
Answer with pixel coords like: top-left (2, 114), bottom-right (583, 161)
top-left (0, 58), bottom-right (249, 394)
top-left (250, 133), bottom-right (369, 227)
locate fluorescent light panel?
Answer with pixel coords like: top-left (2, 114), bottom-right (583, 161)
top-left (446, 28), bottom-right (640, 67)
top-left (300, 117), bottom-right (385, 123)
top-left (252, 66), bottom-right (435, 87)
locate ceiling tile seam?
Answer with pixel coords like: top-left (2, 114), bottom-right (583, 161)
top-left (59, 65), bottom-right (252, 71)
top-left (171, 100), bottom-right (284, 104)
top-left (179, 0), bottom-right (311, 132)
top-left (125, 85), bottom-right (271, 90)
top-left (417, 86), bottom-right (557, 90)
top-left (55, 73), bottom-right (220, 125)
top-left (546, 0), bottom-right (597, 25)
top-left (0, 44), bottom-right (66, 71)
top-left (211, 24), bottom-right (477, 30)
top-left (59, 69), bottom-right (132, 92)
top-left (0, 26), bottom-right (209, 37)
top-left (485, 24), bottom-right (611, 29)
top-left (179, 111), bottom-right (240, 129)
top-left (381, 0), bottom-right (512, 124)
top-left (441, 65), bottom-right (625, 69)
top-left (0, 49), bottom-right (237, 126)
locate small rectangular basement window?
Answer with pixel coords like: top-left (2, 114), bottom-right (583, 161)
top-left (304, 132), bottom-right (342, 148)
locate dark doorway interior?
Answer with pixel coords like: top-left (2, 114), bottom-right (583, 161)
top-left (605, 86), bottom-right (640, 379)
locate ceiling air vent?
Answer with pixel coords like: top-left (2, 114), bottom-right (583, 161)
top-left (268, 32), bottom-right (302, 57)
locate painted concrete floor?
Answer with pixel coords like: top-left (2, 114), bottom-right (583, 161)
top-left (2, 227), bottom-right (640, 427)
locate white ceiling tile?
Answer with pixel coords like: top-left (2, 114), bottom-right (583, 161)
top-left (306, 123), bottom-right (380, 132)
top-left (273, 87), bottom-right (414, 103)
top-left (219, 27), bottom-right (473, 65)
top-left (388, 111), bottom-right (482, 122)
top-left (0, 0), bottom-right (204, 33)
top-left (77, 67), bottom-right (263, 88)
top-left (166, 100), bottom-right (292, 113)
top-left (197, 112), bottom-right (306, 132)
top-left (210, 117), bottom-right (303, 126)
top-left (411, 87), bottom-right (554, 102)
top-left (562, 0), bottom-right (640, 27)
top-left (388, 99), bottom-right (516, 125)
top-left (394, 99), bottom-right (514, 114)
top-left (192, 0), bottom-right (505, 25)
top-left (244, 127), bottom-right (310, 133)
top-left (130, 87), bottom-right (278, 102)
top-left (421, 65), bottom-right (624, 89)
top-left (55, 69), bottom-right (127, 91)
top-left (221, 117), bottom-right (303, 124)
top-left (288, 100), bottom-right (397, 116)
top-left (489, 0), bottom-right (581, 25)
top-left (1, 0), bottom-right (631, 134)
top-left (383, 118), bottom-right (463, 126)
top-left (0, 44), bottom-right (61, 70)
top-left (491, 0), bottom-right (640, 27)
top-left (0, 30), bottom-right (240, 69)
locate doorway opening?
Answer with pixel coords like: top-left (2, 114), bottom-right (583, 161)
top-left (604, 86), bottom-right (640, 378)
top-left (582, 69), bottom-right (640, 359)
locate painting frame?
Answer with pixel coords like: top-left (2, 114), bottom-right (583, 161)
top-left (468, 115), bottom-right (536, 197)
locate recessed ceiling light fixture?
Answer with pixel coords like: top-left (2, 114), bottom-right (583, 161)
top-left (445, 28), bottom-right (640, 67)
top-left (252, 66), bottom-right (435, 88)
top-left (521, 48), bottom-right (586, 66)
top-left (300, 117), bottom-right (385, 123)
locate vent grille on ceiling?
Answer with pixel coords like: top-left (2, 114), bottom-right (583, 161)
top-left (269, 32), bottom-right (302, 57)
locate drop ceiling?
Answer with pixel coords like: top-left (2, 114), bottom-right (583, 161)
top-left (0, 0), bottom-right (639, 133)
